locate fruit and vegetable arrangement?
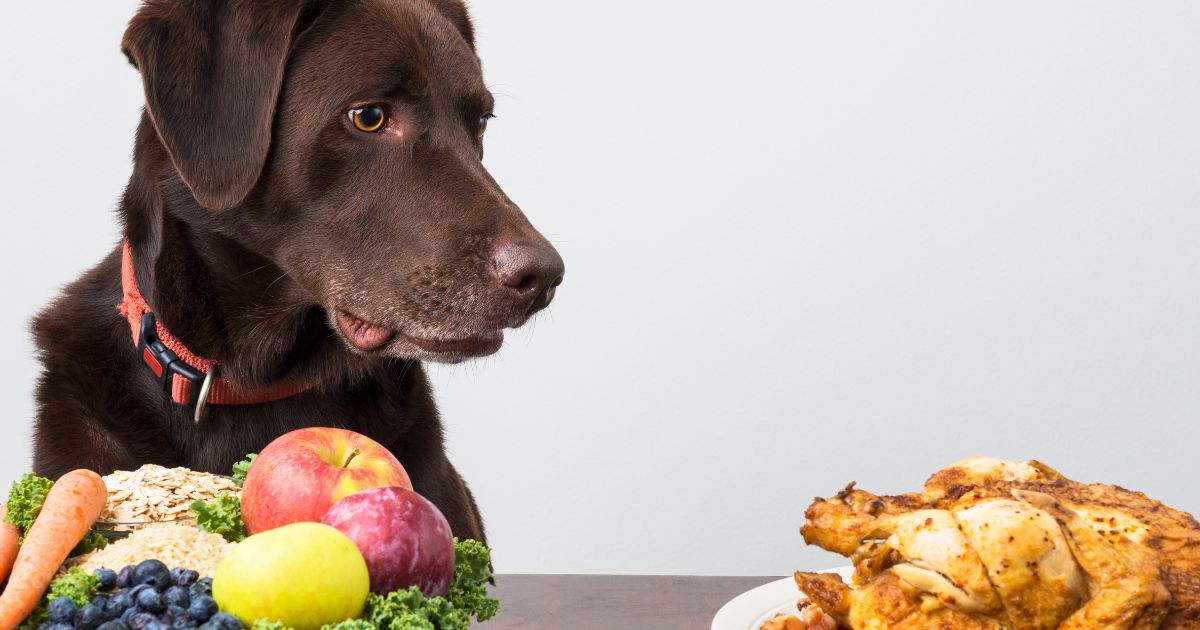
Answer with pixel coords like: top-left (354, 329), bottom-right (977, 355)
top-left (0, 429), bottom-right (499, 630)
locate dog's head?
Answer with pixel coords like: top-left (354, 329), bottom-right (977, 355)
top-left (122, 0), bottom-right (563, 363)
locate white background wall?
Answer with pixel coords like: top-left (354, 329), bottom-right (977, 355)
top-left (2, 2), bottom-right (1198, 577)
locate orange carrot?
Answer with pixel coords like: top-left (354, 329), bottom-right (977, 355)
top-left (0, 504), bottom-right (18, 585)
top-left (0, 470), bottom-right (106, 629)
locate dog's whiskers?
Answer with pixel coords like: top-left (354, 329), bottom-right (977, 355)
top-left (230, 262), bottom-right (275, 280)
top-left (261, 271), bottom-right (292, 296)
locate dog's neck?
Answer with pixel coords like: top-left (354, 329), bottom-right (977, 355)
top-left (119, 115), bottom-right (377, 388)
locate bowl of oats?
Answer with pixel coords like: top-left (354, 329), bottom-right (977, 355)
top-left (92, 464), bottom-right (240, 540)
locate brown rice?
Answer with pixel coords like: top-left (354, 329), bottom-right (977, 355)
top-left (68, 523), bottom-right (234, 577)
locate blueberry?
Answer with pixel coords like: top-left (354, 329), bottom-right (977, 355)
top-left (47, 623), bottom-right (74, 630)
top-left (164, 586), bottom-right (190, 609)
top-left (37, 623), bottom-right (54, 630)
top-left (110, 590), bottom-right (134, 612)
top-left (187, 584), bottom-right (210, 601)
top-left (117, 565), bottom-right (137, 589)
top-left (48, 597), bottom-right (78, 623)
top-left (204, 614), bottom-right (242, 630)
top-left (121, 607), bottom-right (140, 625)
top-left (128, 612), bottom-right (159, 630)
top-left (170, 568), bottom-right (200, 586)
top-left (89, 566), bottom-right (118, 591)
top-left (124, 585), bottom-right (151, 611)
top-left (133, 560), bottom-right (172, 590)
top-left (211, 613), bottom-right (242, 630)
top-left (145, 621), bottom-right (170, 630)
top-left (78, 602), bottom-right (107, 630)
top-left (98, 622), bottom-right (131, 630)
top-left (171, 619), bottom-right (197, 630)
top-left (104, 594), bottom-right (127, 619)
top-left (187, 596), bottom-right (218, 622)
top-left (135, 588), bottom-right (164, 613)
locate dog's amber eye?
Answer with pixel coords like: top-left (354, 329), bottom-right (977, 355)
top-left (476, 115), bottom-right (490, 138)
top-left (349, 106), bottom-right (386, 133)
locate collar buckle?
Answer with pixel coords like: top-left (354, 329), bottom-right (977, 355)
top-left (137, 312), bottom-right (205, 402)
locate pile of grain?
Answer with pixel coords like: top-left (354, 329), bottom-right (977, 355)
top-left (69, 524), bottom-right (234, 577)
top-left (101, 464), bottom-right (240, 523)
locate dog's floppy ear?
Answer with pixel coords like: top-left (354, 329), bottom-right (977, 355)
top-left (426, 0), bottom-right (475, 48)
top-left (122, 0), bottom-right (308, 210)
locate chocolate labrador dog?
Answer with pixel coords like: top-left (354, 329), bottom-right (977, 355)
top-left (29, 0), bottom-right (563, 542)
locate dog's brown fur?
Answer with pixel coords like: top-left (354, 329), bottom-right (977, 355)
top-left (29, 0), bottom-right (564, 542)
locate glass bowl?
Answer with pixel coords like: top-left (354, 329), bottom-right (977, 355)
top-left (91, 515), bottom-right (200, 542)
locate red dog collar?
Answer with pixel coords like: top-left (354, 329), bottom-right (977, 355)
top-left (118, 241), bottom-right (313, 420)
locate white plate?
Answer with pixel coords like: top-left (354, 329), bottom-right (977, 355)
top-left (711, 567), bottom-right (852, 630)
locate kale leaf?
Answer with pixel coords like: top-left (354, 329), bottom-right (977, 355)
top-left (447, 539), bottom-right (499, 622)
top-left (191, 493), bottom-right (246, 542)
top-left (4, 473), bottom-right (54, 540)
top-left (232, 453), bottom-right (257, 487)
top-left (364, 588), bottom-right (467, 630)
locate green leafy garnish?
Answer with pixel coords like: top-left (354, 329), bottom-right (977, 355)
top-left (232, 453), bottom-right (257, 487)
top-left (191, 493), bottom-right (246, 542)
top-left (253, 621), bottom-right (292, 630)
top-left (49, 566), bottom-right (101, 605)
top-left (447, 538), bottom-right (499, 622)
top-left (4, 473), bottom-right (54, 540)
top-left (320, 620), bottom-right (375, 630)
top-left (21, 567), bottom-right (100, 628)
top-left (363, 587), bottom-right (468, 630)
top-left (72, 530), bottom-right (109, 556)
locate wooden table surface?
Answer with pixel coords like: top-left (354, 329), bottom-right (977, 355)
top-left (487, 575), bottom-right (780, 629)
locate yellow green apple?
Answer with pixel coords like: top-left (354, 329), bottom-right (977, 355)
top-left (213, 522), bottom-right (370, 630)
top-left (242, 427), bottom-right (412, 534)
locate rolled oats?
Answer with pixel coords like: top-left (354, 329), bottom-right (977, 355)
top-left (99, 464), bottom-right (240, 523)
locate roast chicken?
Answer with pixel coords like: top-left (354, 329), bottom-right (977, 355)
top-left (794, 457), bottom-right (1200, 629)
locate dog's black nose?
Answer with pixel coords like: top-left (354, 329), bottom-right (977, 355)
top-left (490, 240), bottom-right (565, 315)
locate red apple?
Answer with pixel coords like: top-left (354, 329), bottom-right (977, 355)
top-left (242, 427), bottom-right (412, 534)
top-left (321, 487), bottom-right (455, 596)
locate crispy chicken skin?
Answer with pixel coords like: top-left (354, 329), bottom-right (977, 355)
top-left (797, 570), bottom-right (1006, 630)
top-left (796, 457), bottom-right (1200, 630)
top-left (801, 483), bottom-right (925, 556)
